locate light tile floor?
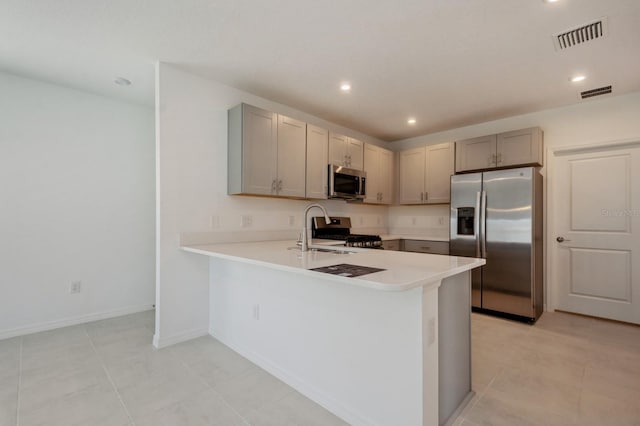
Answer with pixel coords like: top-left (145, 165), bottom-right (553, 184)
top-left (0, 310), bottom-right (638, 425)
top-left (458, 312), bottom-right (640, 426)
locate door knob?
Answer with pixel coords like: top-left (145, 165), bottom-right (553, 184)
top-left (556, 236), bottom-right (571, 242)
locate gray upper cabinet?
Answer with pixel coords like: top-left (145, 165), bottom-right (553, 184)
top-left (329, 132), bottom-right (364, 170)
top-left (228, 103), bottom-right (278, 196)
top-left (306, 125), bottom-right (329, 199)
top-left (425, 142), bottom-right (454, 203)
top-left (276, 114), bottom-right (307, 197)
top-left (363, 143), bottom-right (394, 205)
top-left (455, 127), bottom-right (543, 173)
top-left (228, 103), bottom-right (305, 198)
top-left (455, 135), bottom-right (497, 172)
top-left (497, 127), bottom-right (543, 168)
top-left (399, 142), bottom-right (454, 205)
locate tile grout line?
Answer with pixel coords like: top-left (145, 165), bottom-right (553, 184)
top-left (83, 325), bottom-right (136, 426)
top-left (15, 336), bottom-right (23, 426)
top-left (167, 346), bottom-right (252, 425)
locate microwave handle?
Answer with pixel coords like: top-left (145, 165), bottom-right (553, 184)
top-left (360, 177), bottom-right (366, 196)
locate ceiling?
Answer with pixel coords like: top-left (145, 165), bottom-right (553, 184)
top-left (2, 0), bottom-right (639, 141)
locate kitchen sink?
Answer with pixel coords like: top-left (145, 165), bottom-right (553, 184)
top-left (287, 246), bottom-right (353, 255)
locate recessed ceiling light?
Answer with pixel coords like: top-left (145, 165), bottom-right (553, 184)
top-left (407, 118), bottom-right (417, 125)
top-left (340, 83), bottom-right (351, 92)
top-left (114, 77), bottom-right (132, 86)
top-left (543, 0), bottom-right (560, 3)
top-left (570, 75), bottom-right (586, 83)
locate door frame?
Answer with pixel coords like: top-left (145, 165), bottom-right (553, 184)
top-left (546, 137), bottom-right (640, 312)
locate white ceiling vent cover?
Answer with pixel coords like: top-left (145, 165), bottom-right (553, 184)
top-left (553, 17), bottom-right (608, 51)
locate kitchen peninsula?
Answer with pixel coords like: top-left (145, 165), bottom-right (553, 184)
top-left (182, 240), bottom-right (484, 426)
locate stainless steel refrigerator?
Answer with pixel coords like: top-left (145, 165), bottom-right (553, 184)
top-left (450, 167), bottom-right (543, 322)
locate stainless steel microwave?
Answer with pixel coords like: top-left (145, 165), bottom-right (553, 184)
top-left (328, 164), bottom-right (366, 200)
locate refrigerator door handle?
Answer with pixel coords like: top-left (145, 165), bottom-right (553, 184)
top-left (481, 190), bottom-right (487, 258)
top-left (475, 191), bottom-right (481, 257)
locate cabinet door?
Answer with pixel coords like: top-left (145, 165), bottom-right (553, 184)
top-left (329, 132), bottom-right (348, 166)
top-left (347, 137), bottom-right (364, 170)
top-left (379, 148), bottom-right (394, 204)
top-left (455, 135), bottom-right (497, 172)
top-left (425, 142), bottom-right (454, 204)
top-left (306, 125), bottom-right (329, 199)
top-left (399, 147), bottom-right (426, 204)
top-left (277, 115), bottom-right (306, 197)
top-left (242, 104), bottom-right (278, 195)
top-left (497, 127), bottom-right (543, 167)
top-left (363, 144), bottom-right (381, 204)
top-left (381, 239), bottom-right (401, 251)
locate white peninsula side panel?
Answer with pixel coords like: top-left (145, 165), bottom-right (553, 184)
top-left (208, 258), bottom-right (439, 426)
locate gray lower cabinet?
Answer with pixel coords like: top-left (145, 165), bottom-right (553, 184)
top-left (381, 239), bottom-right (401, 251)
top-left (381, 239), bottom-right (450, 255)
top-left (402, 240), bottom-right (450, 255)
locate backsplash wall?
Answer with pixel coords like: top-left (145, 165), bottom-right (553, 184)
top-left (387, 204), bottom-right (450, 239)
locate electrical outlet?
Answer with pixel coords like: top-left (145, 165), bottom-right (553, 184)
top-left (241, 215), bottom-right (253, 228)
top-left (411, 217), bottom-right (417, 226)
top-left (69, 281), bottom-right (82, 294)
top-left (438, 216), bottom-right (446, 226)
top-left (376, 215), bottom-right (382, 225)
top-left (252, 304), bottom-right (260, 320)
top-left (210, 215), bottom-right (220, 229)
top-left (288, 215), bottom-right (295, 226)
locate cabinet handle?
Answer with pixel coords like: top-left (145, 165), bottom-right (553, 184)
top-left (420, 192), bottom-right (424, 202)
top-left (271, 179), bottom-right (277, 193)
top-left (278, 180), bottom-right (283, 191)
top-left (424, 192), bottom-right (428, 201)
top-left (496, 153), bottom-right (502, 165)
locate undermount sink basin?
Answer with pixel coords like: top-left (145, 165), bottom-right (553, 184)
top-left (287, 246), bottom-right (353, 255)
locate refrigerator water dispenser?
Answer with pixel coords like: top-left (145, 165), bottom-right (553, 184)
top-left (457, 207), bottom-right (475, 235)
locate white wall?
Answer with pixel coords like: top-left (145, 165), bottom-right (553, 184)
top-left (0, 71), bottom-right (155, 339)
top-left (155, 63), bottom-right (392, 347)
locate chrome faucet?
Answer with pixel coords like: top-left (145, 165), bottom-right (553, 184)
top-left (301, 203), bottom-right (331, 252)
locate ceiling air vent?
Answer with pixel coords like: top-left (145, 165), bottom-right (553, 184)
top-left (581, 85), bottom-right (612, 99)
top-left (553, 17), bottom-right (608, 51)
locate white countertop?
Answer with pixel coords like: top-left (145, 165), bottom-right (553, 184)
top-left (182, 240), bottom-right (484, 292)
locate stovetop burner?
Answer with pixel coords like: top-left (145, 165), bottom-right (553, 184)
top-left (312, 217), bottom-right (382, 249)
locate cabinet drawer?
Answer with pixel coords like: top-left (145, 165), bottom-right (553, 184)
top-left (402, 240), bottom-right (449, 255)
top-left (381, 239), bottom-right (401, 251)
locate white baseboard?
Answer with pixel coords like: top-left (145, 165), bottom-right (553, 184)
top-left (153, 327), bottom-right (209, 349)
top-left (0, 304), bottom-right (154, 341)
top-left (208, 328), bottom-right (371, 426)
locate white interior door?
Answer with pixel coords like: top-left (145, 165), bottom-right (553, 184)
top-left (550, 142), bottom-right (640, 324)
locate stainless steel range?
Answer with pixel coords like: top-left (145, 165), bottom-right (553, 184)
top-left (311, 216), bottom-right (382, 249)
